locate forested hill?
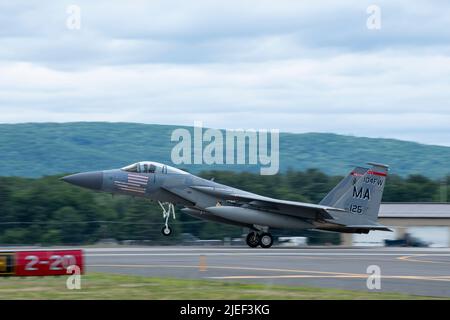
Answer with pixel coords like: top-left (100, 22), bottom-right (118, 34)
top-left (0, 122), bottom-right (449, 178)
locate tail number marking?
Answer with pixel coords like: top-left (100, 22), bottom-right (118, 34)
top-left (350, 204), bottom-right (363, 214)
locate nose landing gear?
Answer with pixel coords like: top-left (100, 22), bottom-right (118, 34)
top-left (159, 201), bottom-right (175, 236)
top-left (245, 231), bottom-right (273, 248)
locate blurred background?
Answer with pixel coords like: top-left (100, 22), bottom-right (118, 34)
top-left (1, 136), bottom-right (449, 248)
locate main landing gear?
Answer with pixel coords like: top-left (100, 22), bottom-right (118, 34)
top-left (159, 201), bottom-right (175, 236)
top-left (246, 231), bottom-right (274, 248)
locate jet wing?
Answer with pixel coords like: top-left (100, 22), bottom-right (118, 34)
top-left (191, 186), bottom-right (345, 220)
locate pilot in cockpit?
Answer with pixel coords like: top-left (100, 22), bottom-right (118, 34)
top-left (121, 162), bottom-right (186, 175)
top-left (122, 162), bottom-right (157, 174)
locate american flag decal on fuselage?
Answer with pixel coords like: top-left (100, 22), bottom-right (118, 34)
top-left (114, 173), bottom-right (149, 194)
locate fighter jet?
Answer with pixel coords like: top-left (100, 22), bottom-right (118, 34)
top-left (62, 162), bottom-right (391, 248)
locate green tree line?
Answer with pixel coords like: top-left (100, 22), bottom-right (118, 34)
top-left (0, 170), bottom-right (449, 245)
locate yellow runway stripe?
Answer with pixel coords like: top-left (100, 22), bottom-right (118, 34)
top-left (89, 264), bottom-right (364, 277)
top-left (208, 275), bottom-right (450, 282)
top-left (397, 254), bottom-right (450, 264)
top-left (89, 263), bottom-right (450, 282)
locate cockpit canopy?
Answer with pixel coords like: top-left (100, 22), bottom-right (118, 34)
top-left (121, 161), bottom-right (187, 175)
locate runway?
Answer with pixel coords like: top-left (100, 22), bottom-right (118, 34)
top-left (85, 246), bottom-right (450, 298)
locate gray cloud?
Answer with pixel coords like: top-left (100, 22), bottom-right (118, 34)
top-left (0, 1), bottom-right (449, 146)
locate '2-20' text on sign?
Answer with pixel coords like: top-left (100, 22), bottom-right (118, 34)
top-left (0, 250), bottom-right (84, 276)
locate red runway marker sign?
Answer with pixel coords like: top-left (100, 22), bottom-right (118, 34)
top-left (0, 250), bottom-right (84, 277)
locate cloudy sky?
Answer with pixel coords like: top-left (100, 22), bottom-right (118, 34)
top-left (1, 1), bottom-right (450, 145)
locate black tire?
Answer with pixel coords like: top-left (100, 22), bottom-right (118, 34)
top-left (161, 226), bottom-right (172, 236)
top-left (246, 232), bottom-right (260, 248)
top-left (259, 232), bottom-right (273, 248)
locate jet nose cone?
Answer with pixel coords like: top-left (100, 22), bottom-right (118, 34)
top-left (62, 171), bottom-right (104, 190)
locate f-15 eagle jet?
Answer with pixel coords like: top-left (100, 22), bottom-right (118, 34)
top-left (62, 162), bottom-right (391, 248)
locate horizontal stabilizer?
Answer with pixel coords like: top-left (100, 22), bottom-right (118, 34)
top-left (346, 224), bottom-right (393, 232)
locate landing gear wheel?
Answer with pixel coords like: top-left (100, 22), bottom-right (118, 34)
top-left (161, 226), bottom-right (172, 236)
top-left (246, 232), bottom-right (260, 248)
top-left (259, 232), bottom-right (273, 248)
